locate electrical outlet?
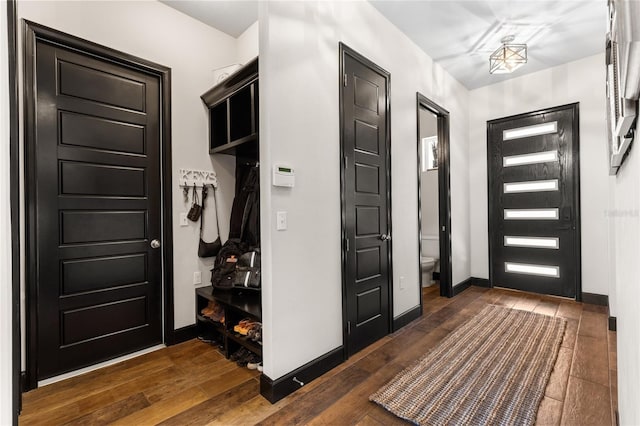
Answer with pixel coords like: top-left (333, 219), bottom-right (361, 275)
top-left (193, 271), bottom-right (202, 285)
top-left (399, 276), bottom-right (405, 290)
top-left (179, 213), bottom-right (188, 227)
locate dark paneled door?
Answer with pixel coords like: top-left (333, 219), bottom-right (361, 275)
top-left (341, 46), bottom-right (391, 356)
top-left (34, 40), bottom-right (163, 379)
top-left (487, 104), bottom-right (580, 298)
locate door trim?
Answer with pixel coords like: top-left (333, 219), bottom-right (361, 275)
top-left (416, 93), bottom-right (453, 299)
top-left (7, 0), bottom-right (21, 419)
top-left (486, 103), bottom-right (582, 300)
top-left (339, 42), bottom-right (392, 358)
top-left (23, 21), bottom-right (174, 390)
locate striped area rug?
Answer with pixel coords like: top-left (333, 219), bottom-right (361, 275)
top-left (370, 305), bottom-right (566, 426)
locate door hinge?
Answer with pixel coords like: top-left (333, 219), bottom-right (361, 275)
top-left (346, 238), bottom-right (349, 252)
top-left (343, 155), bottom-right (348, 170)
top-left (347, 321), bottom-right (351, 335)
top-left (344, 73), bottom-right (348, 87)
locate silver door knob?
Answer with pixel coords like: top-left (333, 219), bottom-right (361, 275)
top-left (150, 239), bottom-right (161, 249)
top-left (379, 234), bottom-right (391, 241)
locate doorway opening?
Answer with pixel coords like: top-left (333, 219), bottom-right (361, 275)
top-left (417, 94), bottom-right (452, 299)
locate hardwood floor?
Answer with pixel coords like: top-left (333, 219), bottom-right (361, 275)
top-left (20, 285), bottom-right (617, 425)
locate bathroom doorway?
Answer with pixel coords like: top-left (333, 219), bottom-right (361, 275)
top-left (417, 93), bottom-right (452, 298)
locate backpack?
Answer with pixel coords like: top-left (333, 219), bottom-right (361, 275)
top-left (211, 239), bottom-right (248, 289)
top-left (233, 250), bottom-right (261, 290)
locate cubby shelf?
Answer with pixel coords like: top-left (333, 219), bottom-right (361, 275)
top-left (195, 286), bottom-right (262, 359)
top-left (209, 134), bottom-right (258, 156)
top-left (227, 333), bottom-right (262, 357)
top-left (201, 57), bottom-right (259, 156)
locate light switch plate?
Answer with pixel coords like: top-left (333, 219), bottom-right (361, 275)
top-left (276, 211), bottom-right (287, 230)
top-left (179, 213), bottom-right (188, 227)
top-left (193, 271), bottom-right (202, 285)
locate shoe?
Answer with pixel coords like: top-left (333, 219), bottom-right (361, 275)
top-left (247, 355), bottom-right (261, 370)
top-left (233, 319), bottom-right (252, 334)
top-left (200, 301), bottom-right (216, 317)
top-left (252, 329), bottom-right (262, 344)
top-left (208, 304), bottom-right (225, 323)
top-left (237, 351), bottom-right (256, 367)
top-left (257, 362), bottom-right (263, 372)
top-left (234, 319), bottom-right (258, 336)
top-left (197, 331), bottom-right (217, 345)
top-left (246, 322), bottom-right (262, 340)
top-left (230, 347), bottom-right (249, 362)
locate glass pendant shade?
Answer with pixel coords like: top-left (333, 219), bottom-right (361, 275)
top-left (489, 37), bottom-right (527, 74)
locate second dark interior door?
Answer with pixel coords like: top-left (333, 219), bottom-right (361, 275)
top-left (341, 44), bottom-right (391, 356)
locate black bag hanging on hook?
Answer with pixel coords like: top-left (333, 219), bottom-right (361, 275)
top-left (198, 185), bottom-right (222, 257)
top-left (186, 184), bottom-right (202, 221)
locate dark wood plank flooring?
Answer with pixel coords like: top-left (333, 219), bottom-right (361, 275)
top-left (20, 285), bottom-right (617, 425)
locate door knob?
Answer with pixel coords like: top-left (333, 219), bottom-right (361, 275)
top-left (379, 234), bottom-right (391, 241)
top-left (150, 239), bottom-right (161, 249)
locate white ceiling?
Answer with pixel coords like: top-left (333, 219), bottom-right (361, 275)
top-left (370, 0), bottom-right (608, 89)
top-left (159, 0), bottom-right (258, 38)
top-left (160, 0), bottom-right (607, 90)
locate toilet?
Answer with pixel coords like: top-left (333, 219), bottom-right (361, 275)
top-left (421, 236), bottom-right (440, 287)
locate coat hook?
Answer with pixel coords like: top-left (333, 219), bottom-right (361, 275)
top-left (183, 185), bottom-right (189, 202)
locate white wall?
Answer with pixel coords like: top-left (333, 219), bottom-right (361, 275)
top-left (610, 123), bottom-right (640, 425)
top-left (259, 0), bottom-right (470, 380)
top-left (1, 2), bottom-right (15, 422)
top-left (468, 54), bottom-right (610, 296)
top-left (237, 20), bottom-right (259, 65)
top-left (16, 1), bottom-right (257, 340)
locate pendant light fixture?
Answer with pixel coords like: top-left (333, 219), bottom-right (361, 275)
top-left (489, 35), bottom-right (527, 74)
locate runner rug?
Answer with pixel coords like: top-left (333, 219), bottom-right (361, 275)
top-left (370, 305), bottom-right (566, 425)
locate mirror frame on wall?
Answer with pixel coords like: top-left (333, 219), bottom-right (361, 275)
top-left (416, 93), bottom-right (453, 300)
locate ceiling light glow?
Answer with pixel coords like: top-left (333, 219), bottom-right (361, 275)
top-left (472, 22), bottom-right (549, 53)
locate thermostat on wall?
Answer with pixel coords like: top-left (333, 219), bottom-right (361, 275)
top-left (272, 164), bottom-right (295, 187)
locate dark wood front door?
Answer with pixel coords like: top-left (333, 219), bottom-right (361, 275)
top-left (340, 44), bottom-right (391, 356)
top-left (487, 104), bottom-right (580, 298)
top-left (31, 39), bottom-right (163, 379)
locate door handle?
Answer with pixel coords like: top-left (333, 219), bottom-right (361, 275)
top-left (150, 239), bottom-right (161, 249)
top-left (379, 234), bottom-right (391, 241)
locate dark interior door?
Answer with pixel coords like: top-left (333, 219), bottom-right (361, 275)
top-left (33, 39), bottom-right (163, 379)
top-left (341, 46), bottom-right (391, 356)
top-left (487, 104), bottom-right (580, 298)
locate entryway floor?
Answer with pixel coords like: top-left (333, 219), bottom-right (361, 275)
top-left (20, 285), bottom-right (617, 425)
